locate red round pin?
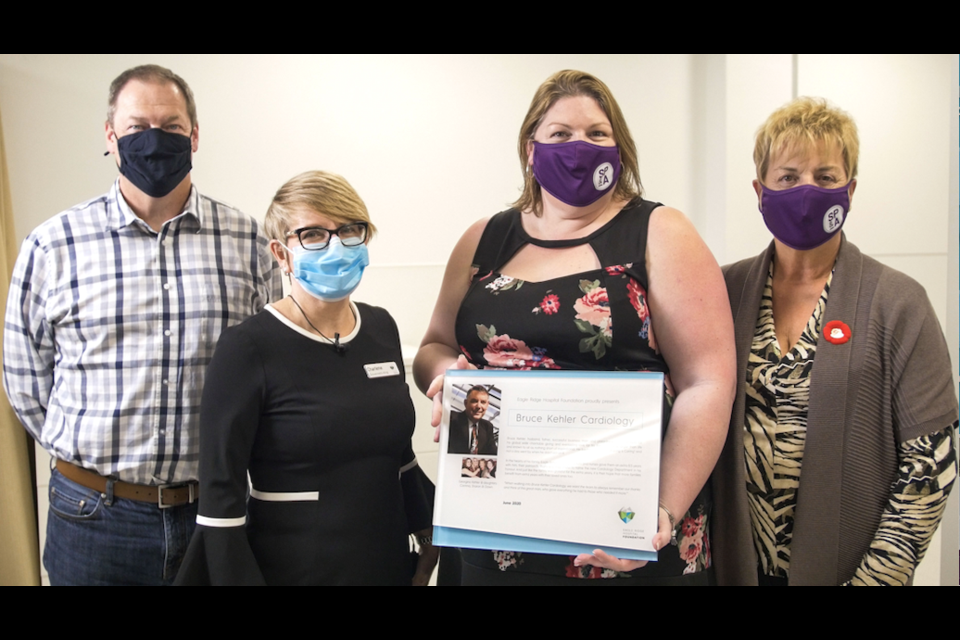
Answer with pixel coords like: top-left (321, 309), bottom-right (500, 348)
top-left (824, 320), bottom-right (851, 345)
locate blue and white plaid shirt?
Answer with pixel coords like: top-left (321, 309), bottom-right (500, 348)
top-left (3, 180), bottom-right (282, 485)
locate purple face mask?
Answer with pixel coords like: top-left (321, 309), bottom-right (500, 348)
top-left (759, 183), bottom-right (851, 250)
top-left (532, 141), bottom-right (621, 207)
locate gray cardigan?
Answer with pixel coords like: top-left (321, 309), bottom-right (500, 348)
top-left (713, 237), bottom-right (958, 585)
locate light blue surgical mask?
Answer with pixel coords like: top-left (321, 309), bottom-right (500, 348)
top-left (288, 237), bottom-right (369, 302)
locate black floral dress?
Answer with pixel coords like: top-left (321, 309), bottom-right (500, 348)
top-left (454, 199), bottom-right (712, 582)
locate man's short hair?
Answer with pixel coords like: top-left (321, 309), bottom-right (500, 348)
top-left (107, 64), bottom-right (197, 129)
top-left (466, 385), bottom-right (489, 400)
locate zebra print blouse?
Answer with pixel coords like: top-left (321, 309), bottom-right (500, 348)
top-left (744, 266), bottom-right (956, 585)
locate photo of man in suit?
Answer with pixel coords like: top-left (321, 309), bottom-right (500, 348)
top-left (447, 385), bottom-right (498, 455)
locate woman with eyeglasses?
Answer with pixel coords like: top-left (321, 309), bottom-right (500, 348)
top-left (176, 171), bottom-right (437, 585)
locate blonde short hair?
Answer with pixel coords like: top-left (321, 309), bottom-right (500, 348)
top-left (514, 70), bottom-right (643, 216)
top-left (754, 97), bottom-right (859, 183)
top-left (265, 171), bottom-right (377, 243)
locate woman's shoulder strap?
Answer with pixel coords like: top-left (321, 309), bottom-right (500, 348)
top-left (592, 198), bottom-right (662, 285)
top-left (470, 209), bottom-right (526, 278)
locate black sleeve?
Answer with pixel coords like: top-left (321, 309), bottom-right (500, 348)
top-left (379, 305), bottom-right (436, 534)
top-left (400, 443), bottom-right (435, 534)
top-left (176, 322), bottom-right (268, 585)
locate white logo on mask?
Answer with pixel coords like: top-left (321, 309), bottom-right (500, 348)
top-left (593, 162), bottom-right (614, 191)
top-left (823, 205), bottom-right (845, 232)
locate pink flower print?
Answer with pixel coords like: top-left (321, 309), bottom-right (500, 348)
top-left (574, 281), bottom-right (613, 359)
top-left (482, 334), bottom-right (534, 368)
top-left (678, 529), bottom-right (704, 563)
top-left (485, 275), bottom-right (519, 294)
top-left (564, 559), bottom-right (602, 579)
top-left (492, 551), bottom-right (523, 571)
top-left (703, 530), bottom-right (712, 568)
top-left (680, 515), bottom-right (702, 538)
top-left (574, 287), bottom-right (611, 329)
top-left (627, 278), bottom-right (650, 322)
top-left (539, 294), bottom-right (560, 315)
top-left (602, 322), bottom-right (612, 339)
top-left (605, 265), bottom-right (626, 277)
top-left (627, 277), bottom-right (657, 352)
top-left (530, 346), bottom-right (561, 370)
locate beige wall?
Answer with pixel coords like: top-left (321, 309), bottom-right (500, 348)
top-left (1, 54), bottom-right (955, 584)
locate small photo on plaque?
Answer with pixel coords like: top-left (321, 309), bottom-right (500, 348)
top-left (446, 383), bottom-right (502, 456)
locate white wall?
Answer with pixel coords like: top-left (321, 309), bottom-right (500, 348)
top-left (1, 54), bottom-right (955, 585)
top-left (0, 54), bottom-right (700, 348)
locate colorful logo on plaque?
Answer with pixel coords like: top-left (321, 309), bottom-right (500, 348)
top-left (618, 508), bottom-right (635, 523)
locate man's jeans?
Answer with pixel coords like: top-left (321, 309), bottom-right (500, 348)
top-left (44, 468), bottom-right (198, 586)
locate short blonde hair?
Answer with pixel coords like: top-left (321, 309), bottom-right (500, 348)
top-left (265, 171), bottom-right (377, 243)
top-left (514, 70), bottom-right (643, 216)
top-left (754, 97), bottom-right (859, 183)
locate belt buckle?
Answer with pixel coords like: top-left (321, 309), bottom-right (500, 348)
top-left (157, 483), bottom-right (196, 509)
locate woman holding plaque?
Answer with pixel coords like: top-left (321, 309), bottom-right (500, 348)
top-left (415, 70), bottom-right (736, 585)
top-left (712, 98), bottom-right (957, 586)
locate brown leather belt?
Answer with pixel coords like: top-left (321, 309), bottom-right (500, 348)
top-left (56, 460), bottom-right (198, 508)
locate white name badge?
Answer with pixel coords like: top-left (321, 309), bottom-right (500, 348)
top-left (364, 362), bottom-right (400, 379)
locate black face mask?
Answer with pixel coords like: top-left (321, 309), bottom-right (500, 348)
top-left (116, 128), bottom-right (192, 198)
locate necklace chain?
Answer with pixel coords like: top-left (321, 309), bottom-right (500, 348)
top-left (288, 295), bottom-right (353, 343)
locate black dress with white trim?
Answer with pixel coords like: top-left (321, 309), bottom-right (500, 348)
top-left (176, 303), bottom-right (432, 585)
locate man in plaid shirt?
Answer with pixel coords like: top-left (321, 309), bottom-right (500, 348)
top-left (3, 64), bottom-right (281, 585)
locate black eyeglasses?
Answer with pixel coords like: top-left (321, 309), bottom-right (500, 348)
top-left (286, 222), bottom-right (368, 251)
